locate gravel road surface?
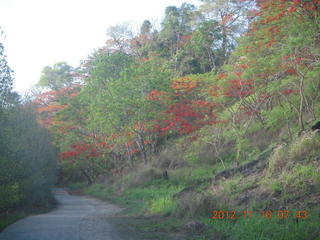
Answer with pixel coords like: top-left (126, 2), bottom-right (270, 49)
top-left (0, 189), bottom-right (131, 240)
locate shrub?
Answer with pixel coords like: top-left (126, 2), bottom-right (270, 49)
top-left (0, 184), bottom-right (23, 211)
top-left (266, 144), bottom-right (287, 177)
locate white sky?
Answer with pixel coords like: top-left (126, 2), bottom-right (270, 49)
top-left (0, 0), bottom-right (200, 94)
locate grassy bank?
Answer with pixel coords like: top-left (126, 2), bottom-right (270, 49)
top-left (69, 162), bottom-right (320, 239)
top-left (69, 182), bottom-right (320, 240)
top-left (0, 212), bottom-right (27, 232)
top-left (0, 205), bottom-right (56, 232)
top-left (0, 193), bottom-right (57, 232)
top-left (67, 119), bottom-right (320, 240)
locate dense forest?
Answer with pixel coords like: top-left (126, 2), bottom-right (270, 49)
top-left (1, 0), bottom-right (320, 239)
top-left (0, 37), bottom-right (57, 229)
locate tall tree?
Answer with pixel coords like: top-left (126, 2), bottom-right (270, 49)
top-left (0, 41), bottom-right (13, 108)
top-left (39, 62), bottom-right (74, 90)
top-left (199, 0), bottom-right (253, 64)
top-left (106, 23), bottom-right (133, 53)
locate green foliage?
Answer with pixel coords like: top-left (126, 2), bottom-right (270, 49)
top-left (0, 212), bottom-right (27, 231)
top-left (0, 103), bottom-right (57, 212)
top-left (83, 184), bottom-right (113, 200)
top-left (114, 185), bottom-right (182, 216)
top-left (0, 184), bottom-right (22, 211)
top-left (68, 182), bottom-right (88, 191)
top-left (265, 104), bottom-right (296, 131)
top-left (39, 62), bottom-right (74, 89)
top-left (0, 41), bottom-right (13, 108)
top-left (185, 152), bottom-right (200, 165)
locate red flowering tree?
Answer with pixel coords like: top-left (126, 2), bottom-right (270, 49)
top-left (148, 75), bottom-right (219, 136)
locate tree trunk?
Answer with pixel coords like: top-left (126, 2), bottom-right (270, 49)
top-left (136, 132), bottom-right (147, 164)
top-left (81, 169), bottom-right (93, 185)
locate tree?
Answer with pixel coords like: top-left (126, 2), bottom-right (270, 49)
top-left (0, 100), bottom-right (58, 211)
top-left (159, 4), bottom-right (196, 58)
top-left (39, 62), bottom-right (74, 90)
top-left (106, 23), bottom-right (133, 53)
top-left (0, 41), bottom-right (13, 108)
top-left (140, 20), bottom-right (152, 36)
top-left (199, 0), bottom-right (253, 65)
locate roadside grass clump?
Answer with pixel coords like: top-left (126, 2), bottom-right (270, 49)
top-left (68, 182), bottom-right (88, 191)
top-left (0, 212), bottom-right (27, 231)
top-left (114, 185), bottom-right (183, 216)
top-left (149, 196), bottom-right (177, 215)
top-left (83, 183), bottom-right (112, 200)
top-left (0, 184), bottom-right (23, 212)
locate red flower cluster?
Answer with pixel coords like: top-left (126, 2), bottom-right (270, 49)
top-left (59, 143), bottom-right (103, 160)
top-left (224, 79), bottom-right (254, 98)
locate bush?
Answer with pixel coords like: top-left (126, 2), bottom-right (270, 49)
top-left (0, 184), bottom-right (22, 211)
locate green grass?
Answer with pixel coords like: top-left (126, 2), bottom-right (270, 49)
top-left (0, 212), bottom-right (27, 231)
top-left (149, 196), bottom-right (176, 215)
top-left (200, 209), bottom-right (320, 240)
top-left (83, 184), bottom-right (113, 200)
top-left (115, 185), bottom-right (183, 215)
top-left (69, 175), bottom-right (320, 240)
top-left (66, 128), bottom-right (320, 240)
top-left (69, 182), bottom-right (183, 216)
top-left (68, 182), bottom-right (88, 191)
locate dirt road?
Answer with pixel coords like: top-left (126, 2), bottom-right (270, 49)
top-left (0, 189), bottom-right (135, 240)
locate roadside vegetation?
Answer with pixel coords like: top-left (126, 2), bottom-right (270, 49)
top-left (0, 34), bottom-right (58, 231)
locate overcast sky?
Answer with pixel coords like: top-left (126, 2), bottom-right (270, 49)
top-left (0, 0), bottom-right (200, 93)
